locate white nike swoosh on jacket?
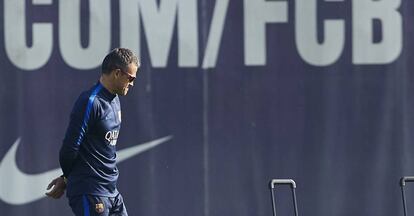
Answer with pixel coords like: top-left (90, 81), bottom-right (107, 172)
top-left (0, 136), bottom-right (172, 205)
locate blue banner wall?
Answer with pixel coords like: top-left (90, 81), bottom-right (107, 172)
top-left (0, 0), bottom-right (413, 215)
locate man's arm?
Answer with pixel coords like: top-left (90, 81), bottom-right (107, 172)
top-left (46, 88), bottom-right (101, 199)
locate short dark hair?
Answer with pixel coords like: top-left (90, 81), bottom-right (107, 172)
top-left (101, 48), bottom-right (139, 74)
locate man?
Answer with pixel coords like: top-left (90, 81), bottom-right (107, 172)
top-left (46, 48), bottom-right (139, 216)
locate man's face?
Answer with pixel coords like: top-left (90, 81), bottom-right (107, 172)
top-left (115, 63), bottom-right (138, 96)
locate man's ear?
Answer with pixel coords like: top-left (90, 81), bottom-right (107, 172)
top-left (113, 69), bottom-right (121, 78)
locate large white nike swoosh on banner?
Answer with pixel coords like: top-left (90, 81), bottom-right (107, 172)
top-left (0, 136), bottom-right (172, 205)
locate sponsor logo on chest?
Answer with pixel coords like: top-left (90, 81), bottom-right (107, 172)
top-left (105, 130), bottom-right (119, 146)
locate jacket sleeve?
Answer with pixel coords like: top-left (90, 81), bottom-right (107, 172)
top-left (59, 94), bottom-right (100, 177)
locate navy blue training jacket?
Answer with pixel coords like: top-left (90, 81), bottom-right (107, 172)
top-left (59, 82), bottom-right (122, 197)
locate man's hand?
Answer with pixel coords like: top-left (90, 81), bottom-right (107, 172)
top-left (45, 176), bottom-right (66, 199)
